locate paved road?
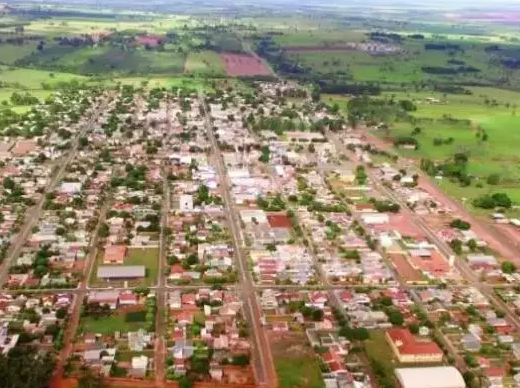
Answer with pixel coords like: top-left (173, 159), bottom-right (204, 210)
top-left (199, 95), bottom-right (276, 388)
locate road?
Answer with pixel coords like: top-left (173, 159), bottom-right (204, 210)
top-left (154, 161), bottom-right (170, 385)
top-left (51, 95), bottom-right (116, 377)
top-left (199, 95), bottom-right (277, 388)
top-left (329, 130), bottom-right (520, 333)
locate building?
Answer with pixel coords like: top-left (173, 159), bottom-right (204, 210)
top-left (179, 195), bottom-right (193, 211)
top-left (395, 367), bottom-right (465, 388)
top-left (88, 290), bottom-right (119, 309)
top-left (103, 245), bottom-right (127, 265)
top-left (131, 355), bottom-right (148, 378)
top-left (97, 266), bottom-right (145, 280)
top-left (386, 328), bottom-right (443, 363)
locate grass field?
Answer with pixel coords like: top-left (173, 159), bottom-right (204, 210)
top-left (364, 330), bottom-right (398, 375)
top-left (184, 50), bottom-right (226, 76)
top-left (356, 87), bottom-right (520, 210)
top-left (274, 30), bottom-right (366, 47)
top-left (0, 67), bottom-right (89, 88)
top-left (271, 333), bottom-right (324, 388)
top-left (287, 38), bottom-right (520, 86)
top-left (114, 76), bottom-right (215, 91)
top-left (0, 43), bottom-right (39, 65)
top-left (90, 247), bottom-right (159, 287)
top-left (80, 313), bottom-right (145, 334)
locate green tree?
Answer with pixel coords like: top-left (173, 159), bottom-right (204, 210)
top-left (388, 311), bottom-right (404, 326)
top-left (502, 261), bottom-right (516, 274)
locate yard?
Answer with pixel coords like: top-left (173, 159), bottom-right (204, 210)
top-left (271, 333), bottom-right (325, 388)
top-left (364, 329), bottom-right (399, 374)
top-left (89, 247), bottom-right (159, 287)
top-left (79, 312), bottom-right (146, 334)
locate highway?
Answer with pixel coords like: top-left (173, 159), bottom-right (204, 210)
top-left (198, 94), bottom-right (277, 388)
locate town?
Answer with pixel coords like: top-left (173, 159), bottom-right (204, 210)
top-left (1, 77), bottom-right (520, 388)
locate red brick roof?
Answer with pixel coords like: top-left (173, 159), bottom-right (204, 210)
top-left (266, 213), bottom-right (292, 229)
top-left (103, 245), bottom-right (126, 264)
top-left (387, 328), bottom-right (443, 356)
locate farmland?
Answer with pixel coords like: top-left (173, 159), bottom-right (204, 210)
top-left (185, 50), bottom-right (226, 76)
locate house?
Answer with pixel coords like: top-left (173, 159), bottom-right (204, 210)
top-left (103, 245), bottom-right (127, 265)
top-left (386, 328), bottom-right (443, 363)
top-left (461, 333), bottom-right (481, 352)
top-left (172, 339), bottom-right (194, 360)
top-left (88, 290), bottom-right (119, 310)
top-left (131, 355), bottom-right (148, 378)
top-left (119, 290), bottom-right (137, 306)
top-left (128, 329), bottom-right (152, 351)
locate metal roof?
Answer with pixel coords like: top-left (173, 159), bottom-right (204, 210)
top-left (97, 266), bottom-right (145, 279)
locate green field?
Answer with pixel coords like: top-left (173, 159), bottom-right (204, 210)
top-left (184, 50), bottom-right (226, 76)
top-left (274, 30), bottom-right (366, 47)
top-left (272, 335), bottom-right (325, 388)
top-left (80, 313), bottom-right (145, 334)
top-left (0, 43), bottom-right (39, 65)
top-left (351, 86), bottom-right (520, 210)
top-left (0, 67), bottom-right (89, 88)
top-left (364, 330), bottom-right (399, 375)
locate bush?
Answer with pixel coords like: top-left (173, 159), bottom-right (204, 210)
top-left (473, 193), bottom-right (512, 209)
top-left (450, 219), bottom-right (471, 230)
top-left (487, 174), bottom-right (500, 185)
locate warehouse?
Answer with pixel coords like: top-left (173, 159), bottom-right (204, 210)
top-left (97, 266), bottom-right (146, 280)
top-left (395, 367), bottom-right (465, 388)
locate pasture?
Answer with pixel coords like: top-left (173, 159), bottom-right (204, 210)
top-left (367, 87), bottom-right (520, 209)
top-left (184, 50), bottom-right (226, 76)
top-left (0, 67), bottom-right (89, 88)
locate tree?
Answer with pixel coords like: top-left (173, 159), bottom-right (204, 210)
top-left (0, 346), bottom-right (56, 388)
top-left (388, 311), bottom-right (404, 326)
top-left (78, 369), bottom-right (105, 388)
top-left (450, 219), bottom-right (471, 230)
top-left (311, 309), bottom-right (324, 321)
top-left (98, 223), bottom-right (109, 238)
top-left (179, 376), bottom-right (193, 388)
top-left (501, 261), bottom-right (516, 274)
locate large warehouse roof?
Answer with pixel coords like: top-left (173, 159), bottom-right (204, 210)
top-left (395, 367), bottom-right (465, 388)
top-left (97, 266), bottom-right (145, 279)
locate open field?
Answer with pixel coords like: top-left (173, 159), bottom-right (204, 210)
top-left (79, 313), bottom-right (146, 334)
top-left (350, 87), bottom-right (520, 211)
top-left (364, 330), bottom-right (398, 375)
top-left (0, 43), bottom-right (39, 65)
top-left (0, 67), bottom-right (89, 88)
top-left (271, 333), bottom-right (324, 388)
top-left (114, 76), bottom-right (216, 91)
top-left (221, 53), bottom-right (271, 77)
top-left (184, 50), bottom-right (226, 76)
top-left (274, 30), bottom-right (366, 47)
